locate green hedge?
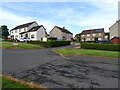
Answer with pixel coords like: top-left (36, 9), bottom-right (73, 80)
top-left (28, 41), bottom-right (71, 47)
top-left (81, 43), bottom-right (120, 51)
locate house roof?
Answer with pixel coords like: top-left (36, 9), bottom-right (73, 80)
top-left (105, 32), bottom-right (109, 35)
top-left (81, 28), bottom-right (104, 34)
top-left (11, 21), bottom-right (36, 31)
top-left (109, 20), bottom-right (120, 29)
top-left (74, 33), bottom-right (81, 38)
top-left (27, 25), bottom-right (42, 32)
top-left (55, 26), bottom-right (73, 35)
top-left (27, 25), bottom-right (47, 35)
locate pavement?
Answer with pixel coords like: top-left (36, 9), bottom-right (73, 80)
top-left (2, 45), bottom-right (120, 88)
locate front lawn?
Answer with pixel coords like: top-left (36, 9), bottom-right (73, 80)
top-left (54, 48), bottom-right (119, 59)
top-left (1, 42), bottom-right (43, 49)
top-left (1, 75), bottom-right (45, 89)
top-left (2, 77), bottom-right (30, 88)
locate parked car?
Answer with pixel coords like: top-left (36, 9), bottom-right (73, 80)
top-left (96, 40), bottom-right (111, 44)
top-left (20, 37), bottom-right (31, 42)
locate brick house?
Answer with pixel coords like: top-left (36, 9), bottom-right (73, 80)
top-left (80, 28), bottom-right (105, 42)
top-left (110, 37), bottom-right (120, 44)
top-left (50, 26), bottom-right (73, 41)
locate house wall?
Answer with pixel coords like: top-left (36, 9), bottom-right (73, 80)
top-left (29, 31), bottom-right (37, 41)
top-left (10, 29), bottom-right (20, 40)
top-left (81, 32), bottom-right (105, 41)
top-left (109, 21), bottom-right (120, 39)
top-left (110, 38), bottom-right (120, 44)
top-left (50, 27), bottom-right (63, 39)
top-left (62, 32), bottom-right (73, 41)
top-left (37, 27), bottom-right (47, 41)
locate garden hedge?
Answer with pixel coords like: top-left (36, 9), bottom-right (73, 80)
top-left (28, 41), bottom-right (71, 47)
top-left (81, 43), bottom-right (120, 51)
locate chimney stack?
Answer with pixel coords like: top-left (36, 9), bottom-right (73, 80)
top-left (63, 27), bottom-right (65, 29)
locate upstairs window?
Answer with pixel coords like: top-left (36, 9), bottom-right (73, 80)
top-left (87, 34), bottom-right (90, 36)
top-left (92, 34), bottom-right (96, 36)
top-left (15, 30), bottom-right (18, 33)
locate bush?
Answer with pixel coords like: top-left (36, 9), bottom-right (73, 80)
top-left (28, 41), bottom-right (71, 47)
top-left (81, 43), bottom-right (120, 51)
top-left (5, 40), bottom-right (14, 42)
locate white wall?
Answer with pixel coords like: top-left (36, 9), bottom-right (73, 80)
top-left (110, 21), bottom-right (119, 39)
top-left (37, 26), bottom-right (47, 41)
top-left (50, 27), bottom-right (63, 39)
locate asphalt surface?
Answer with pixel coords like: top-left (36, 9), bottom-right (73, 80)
top-left (2, 47), bottom-right (119, 88)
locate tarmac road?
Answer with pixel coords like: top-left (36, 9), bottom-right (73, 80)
top-left (2, 48), bottom-right (119, 88)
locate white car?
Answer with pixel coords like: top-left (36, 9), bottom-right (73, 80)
top-left (20, 37), bottom-right (31, 42)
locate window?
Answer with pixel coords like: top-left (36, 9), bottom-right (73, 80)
top-left (15, 35), bottom-right (18, 39)
top-left (87, 34), bottom-right (90, 36)
top-left (99, 33), bottom-right (101, 36)
top-left (105, 36), bottom-right (108, 39)
top-left (19, 29), bottom-right (21, 32)
top-left (86, 38), bottom-right (90, 41)
top-left (31, 34), bottom-right (34, 38)
top-left (92, 38), bottom-right (94, 41)
top-left (15, 30), bottom-right (18, 33)
top-left (82, 35), bottom-right (84, 37)
top-left (24, 28), bottom-right (26, 32)
top-left (11, 31), bottom-right (14, 34)
top-left (93, 34), bottom-right (95, 36)
top-left (82, 39), bottom-right (84, 41)
top-left (98, 38), bottom-right (102, 40)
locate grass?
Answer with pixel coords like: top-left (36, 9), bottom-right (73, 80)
top-left (54, 48), bottom-right (119, 59)
top-left (1, 75), bottom-right (46, 89)
top-left (2, 77), bottom-right (30, 88)
top-left (0, 41), bottom-right (43, 49)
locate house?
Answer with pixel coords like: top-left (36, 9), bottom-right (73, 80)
top-left (10, 21), bottom-right (47, 41)
top-left (104, 32), bottom-right (110, 40)
top-left (110, 37), bottom-right (120, 44)
top-left (50, 26), bottom-right (73, 41)
top-left (80, 28), bottom-right (105, 42)
top-left (109, 20), bottom-right (120, 39)
top-left (74, 33), bottom-right (81, 41)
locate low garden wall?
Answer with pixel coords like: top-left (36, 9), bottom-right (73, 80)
top-left (81, 43), bottom-right (119, 51)
top-left (28, 41), bottom-right (71, 47)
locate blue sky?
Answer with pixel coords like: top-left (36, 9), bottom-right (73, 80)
top-left (0, 1), bottom-right (119, 36)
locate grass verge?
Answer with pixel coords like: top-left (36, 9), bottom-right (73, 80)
top-left (1, 42), bottom-right (43, 49)
top-left (54, 48), bottom-right (119, 59)
top-left (1, 74), bottom-right (46, 89)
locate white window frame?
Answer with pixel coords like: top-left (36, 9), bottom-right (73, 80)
top-left (99, 33), bottom-right (101, 36)
top-left (98, 38), bottom-right (102, 40)
top-left (92, 34), bottom-right (96, 36)
top-left (87, 34), bottom-right (90, 37)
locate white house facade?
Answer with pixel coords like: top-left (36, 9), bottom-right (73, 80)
top-left (10, 21), bottom-right (47, 41)
top-left (50, 26), bottom-right (73, 41)
top-left (109, 20), bottom-right (120, 39)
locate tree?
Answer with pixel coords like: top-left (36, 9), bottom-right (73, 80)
top-left (1, 25), bottom-right (9, 39)
top-left (76, 35), bottom-right (81, 41)
top-left (94, 37), bottom-right (98, 42)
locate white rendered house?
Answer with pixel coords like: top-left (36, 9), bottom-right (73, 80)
top-left (10, 21), bottom-right (47, 41)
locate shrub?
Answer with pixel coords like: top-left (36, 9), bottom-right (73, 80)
top-left (5, 40), bottom-right (14, 42)
top-left (28, 41), bottom-right (71, 47)
top-left (81, 43), bottom-right (120, 51)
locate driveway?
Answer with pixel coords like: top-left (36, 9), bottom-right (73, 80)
top-left (2, 48), bottom-right (119, 88)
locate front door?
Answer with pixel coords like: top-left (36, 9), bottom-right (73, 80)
top-left (25, 34), bottom-right (28, 38)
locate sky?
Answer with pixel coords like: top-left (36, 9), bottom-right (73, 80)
top-left (0, 0), bottom-right (119, 36)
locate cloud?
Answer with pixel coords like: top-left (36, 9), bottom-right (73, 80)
top-left (0, 9), bottom-right (56, 33)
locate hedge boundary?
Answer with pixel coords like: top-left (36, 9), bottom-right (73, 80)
top-left (28, 41), bottom-right (71, 47)
top-left (81, 43), bottom-right (120, 51)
